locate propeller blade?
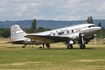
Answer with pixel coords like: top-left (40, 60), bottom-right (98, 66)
top-left (81, 36), bottom-right (84, 45)
top-left (94, 34), bottom-right (97, 44)
top-left (81, 33), bottom-right (84, 45)
top-left (94, 37), bottom-right (96, 44)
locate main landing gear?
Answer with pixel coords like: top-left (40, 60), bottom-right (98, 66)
top-left (79, 33), bottom-right (86, 49)
top-left (67, 44), bottom-right (73, 49)
top-left (79, 44), bottom-right (86, 49)
top-left (46, 44), bottom-right (51, 49)
top-left (66, 40), bottom-right (74, 49)
top-left (66, 42), bottom-right (86, 49)
top-left (66, 33), bottom-right (87, 49)
top-left (22, 44), bottom-right (27, 48)
top-left (42, 44), bottom-right (51, 49)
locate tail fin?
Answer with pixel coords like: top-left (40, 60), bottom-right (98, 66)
top-left (11, 25), bottom-right (27, 42)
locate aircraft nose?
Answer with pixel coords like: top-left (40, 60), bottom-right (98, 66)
top-left (97, 27), bottom-right (101, 31)
top-left (94, 27), bottom-right (101, 32)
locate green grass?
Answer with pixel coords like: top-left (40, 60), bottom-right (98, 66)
top-left (0, 40), bottom-right (105, 70)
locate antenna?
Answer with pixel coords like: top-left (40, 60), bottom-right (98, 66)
top-left (101, 25), bottom-right (102, 41)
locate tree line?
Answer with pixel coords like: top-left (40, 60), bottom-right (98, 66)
top-left (0, 28), bottom-right (10, 38)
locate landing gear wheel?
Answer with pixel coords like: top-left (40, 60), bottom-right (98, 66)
top-left (46, 44), bottom-right (50, 49)
top-left (22, 44), bottom-right (26, 48)
top-left (80, 44), bottom-right (85, 49)
top-left (22, 46), bottom-right (25, 48)
top-left (67, 44), bottom-right (73, 49)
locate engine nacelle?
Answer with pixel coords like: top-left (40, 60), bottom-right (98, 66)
top-left (69, 40), bottom-right (74, 44)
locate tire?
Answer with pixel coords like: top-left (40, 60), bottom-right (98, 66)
top-left (22, 46), bottom-right (25, 48)
top-left (46, 44), bottom-right (50, 49)
top-left (80, 45), bottom-right (85, 49)
top-left (67, 44), bottom-right (73, 49)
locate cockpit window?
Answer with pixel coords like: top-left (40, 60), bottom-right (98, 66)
top-left (88, 25), bottom-right (95, 28)
top-left (90, 25), bottom-right (95, 27)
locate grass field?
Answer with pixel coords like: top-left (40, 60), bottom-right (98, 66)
top-left (0, 38), bottom-right (105, 70)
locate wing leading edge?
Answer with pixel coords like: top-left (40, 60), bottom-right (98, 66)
top-left (25, 35), bottom-right (70, 43)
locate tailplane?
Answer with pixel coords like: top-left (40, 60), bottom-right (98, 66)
top-left (11, 25), bottom-right (27, 42)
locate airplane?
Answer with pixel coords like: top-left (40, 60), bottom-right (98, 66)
top-left (10, 23), bottom-right (101, 49)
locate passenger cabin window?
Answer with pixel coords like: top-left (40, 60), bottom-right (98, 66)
top-left (58, 32), bottom-right (64, 35)
top-left (67, 31), bottom-right (69, 34)
top-left (64, 30), bottom-right (67, 34)
top-left (90, 25), bottom-right (94, 27)
top-left (72, 30), bottom-right (74, 33)
top-left (69, 30), bottom-right (73, 33)
top-left (55, 31), bottom-right (58, 36)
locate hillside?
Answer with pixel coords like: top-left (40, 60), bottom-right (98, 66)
top-left (0, 19), bottom-right (105, 29)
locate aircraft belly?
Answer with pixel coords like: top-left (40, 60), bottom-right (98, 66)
top-left (12, 40), bottom-right (24, 44)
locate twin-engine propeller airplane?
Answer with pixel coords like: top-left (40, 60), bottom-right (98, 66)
top-left (11, 23), bottom-right (101, 49)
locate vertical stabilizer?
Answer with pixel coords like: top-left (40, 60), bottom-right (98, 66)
top-left (11, 25), bottom-right (27, 41)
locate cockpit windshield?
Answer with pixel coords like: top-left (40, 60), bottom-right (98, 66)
top-left (88, 25), bottom-right (95, 28)
top-left (90, 25), bottom-right (95, 27)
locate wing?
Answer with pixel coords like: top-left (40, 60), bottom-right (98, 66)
top-left (25, 35), bottom-right (70, 43)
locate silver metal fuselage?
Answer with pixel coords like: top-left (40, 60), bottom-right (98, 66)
top-left (20, 24), bottom-right (101, 45)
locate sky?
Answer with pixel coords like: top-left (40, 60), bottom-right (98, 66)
top-left (0, 0), bottom-right (105, 21)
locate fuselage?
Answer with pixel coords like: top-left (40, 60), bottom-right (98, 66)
top-left (30, 24), bottom-right (100, 35)
top-left (11, 23), bottom-right (101, 45)
top-left (23, 23), bottom-right (101, 44)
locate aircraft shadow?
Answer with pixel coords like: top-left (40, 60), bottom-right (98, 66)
top-left (39, 48), bottom-right (96, 50)
top-left (7, 47), bottom-right (19, 48)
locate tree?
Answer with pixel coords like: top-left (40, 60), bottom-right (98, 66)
top-left (86, 16), bottom-right (93, 23)
top-left (98, 22), bottom-right (102, 39)
top-left (31, 19), bottom-right (36, 32)
top-left (98, 22), bottom-right (101, 27)
top-left (0, 31), bottom-right (2, 37)
top-left (2, 28), bottom-right (10, 38)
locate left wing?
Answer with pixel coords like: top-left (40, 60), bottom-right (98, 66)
top-left (25, 35), bottom-right (70, 43)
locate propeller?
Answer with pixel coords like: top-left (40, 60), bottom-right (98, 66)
top-left (81, 33), bottom-right (84, 45)
top-left (98, 22), bottom-right (102, 40)
top-left (79, 33), bottom-right (84, 45)
top-left (94, 34), bottom-right (97, 44)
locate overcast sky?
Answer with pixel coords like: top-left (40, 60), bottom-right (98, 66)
top-left (0, 0), bottom-right (105, 21)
